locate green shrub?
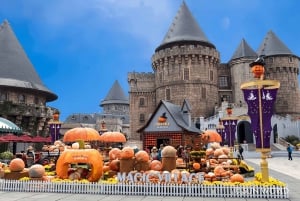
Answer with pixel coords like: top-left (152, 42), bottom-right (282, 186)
top-left (0, 151), bottom-right (14, 160)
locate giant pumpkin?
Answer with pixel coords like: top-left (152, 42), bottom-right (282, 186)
top-left (56, 149), bottom-right (103, 182)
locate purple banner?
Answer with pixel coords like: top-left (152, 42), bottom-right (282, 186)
top-left (216, 128), bottom-right (226, 146)
top-left (242, 88), bottom-right (278, 149)
top-left (49, 123), bottom-right (61, 143)
top-left (222, 119), bottom-right (238, 147)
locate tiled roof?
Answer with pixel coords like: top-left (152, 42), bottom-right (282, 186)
top-left (230, 38), bottom-right (257, 60)
top-left (0, 20), bottom-right (57, 101)
top-left (257, 30), bottom-right (293, 56)
top-left (100, 80), bottom-right (128, 106)
top-left (156, 1), bottom-right (214, 51)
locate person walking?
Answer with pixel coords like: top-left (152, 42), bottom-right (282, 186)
top-left (287, 144), bottom-right (293, 160)
top-left (238, 144), bottom-right (244, 160)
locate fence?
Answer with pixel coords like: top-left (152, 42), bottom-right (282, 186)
top-left (0, 179), bottom-right (289, 199)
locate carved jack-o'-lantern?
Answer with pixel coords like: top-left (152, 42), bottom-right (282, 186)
top-left (251, 64), bottom-right (265, 78)
top-left (56, 149), bottom-right (103, 182)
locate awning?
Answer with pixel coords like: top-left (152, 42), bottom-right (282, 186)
top-left (0, 117), bottom-right (22, 134)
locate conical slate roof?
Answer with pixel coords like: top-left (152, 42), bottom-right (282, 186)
top-left (257, 30), bottom-right (293, 56)
top-left (156, 1), bottom-right (214, 51)
top-left (230, 38), bottom-right (257, 60)
top-left (100, 80), bottom-right (128, 106)
top-left (0, 20), bottom-right (57, 101)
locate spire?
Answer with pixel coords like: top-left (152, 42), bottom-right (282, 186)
top-left (100, 80), bottom-right (128, 106)
top-left (0, 20), bottom-right (57, 101)
top-left (156, 1), bottom-right (214, 51)
top-left (257, 30), bottom-right (293, 56)
top-left (230, 38), bottom-right (257, 61)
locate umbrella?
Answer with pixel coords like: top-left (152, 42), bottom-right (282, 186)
top-left (63, 127), bottom-right (101, 142)
top-left (100, 131), bottom-right (126, 143)
top-left (0, 133), bottom-right (21, 142)
top-left (201, 130), bottom-right (222, 143)
top-left (32, 135), bottom-right (51, 143)
top-left (18, 134), bottom-right (34, 142)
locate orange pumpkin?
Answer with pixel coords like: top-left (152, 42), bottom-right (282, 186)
top-left (251, 64), bottom-right (265, 78)
top-left (109, 159), bottom-right (120, 171)
top-left (192, 162), bottom-right (201, 170)
top-left (213, 148), bottom-right (224, 157)
top-left (56, 149), bottom-right (103, 182)
top-left (158, 116), bottom-right (167, 123)
top-left (149, 160), bottom-right (162, 171)
top-left (109, 148), bottom-right (121, 160)
top-left (9, 158), bottom-right (25, 172)
top-left (213, 165), bottom-right (225, 176)
top-left (102, 165), bottom-right (110, 173)
top-left (120, 147), bottom-right (134, 159)
top-left (230, 173), bottom-right (244, 183)
top-left (135, 150), bottom-right (150, 162)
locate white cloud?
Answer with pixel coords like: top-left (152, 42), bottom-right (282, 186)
top-left (221, 17), bottom-right (231, 30)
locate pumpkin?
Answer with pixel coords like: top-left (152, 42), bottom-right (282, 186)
top-left (251, 64), bottom-right (265, 78)
top-left (56, 149), bottom-right (103, 182)
top-left (9, 158), bottom-right (25, 172)
top-left (230, 173), bottom-right (244, 183)
top-left (149, 160), bottom-right (162, 171)
top-left (63, 127), bottom-right (101, 142)
top-left (109, 159), bottom-right (120, 171)
top-left (109, 148), bottom-right (121, 160)
top-left (222, 147), bottom-right (230, 155)
top-left (192, 162), bottom-right (201, 170)
top-left (213, 165), bottom-right (225, 176)
top-left (205, 148), bottom-right (214, 156)
top-left (120, 147), bottom-right (134, 159)
top-left (158, 116), bottom-right (167, 123)
top-left (218, 154), bottom-right (228, 163)
top-left (102, 165), bottom-right (110, 173)
top-left (28, 164), bottom-right (45, 178)
top-left (69, 171), bottom-right (81, 180)
top-left (161, 146), bottom-right (177, 157)
top-left (213, 148), bottom-right (224, 157)
top-left (135, 150), bottom-right (150, 162)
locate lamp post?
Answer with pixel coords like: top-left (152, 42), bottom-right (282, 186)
top-left (221, 106), bottom-right (238, 157)
top-left (241, 56), bottom-right (280, 182)
top-left (49, 111), bottom-right (62, 143)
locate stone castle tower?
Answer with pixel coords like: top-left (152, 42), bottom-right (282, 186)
top-left (128, 2), bottom-right (300, 140)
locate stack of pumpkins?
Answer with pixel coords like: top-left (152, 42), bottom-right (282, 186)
top-left (3, 158), bottom-right (46, 180)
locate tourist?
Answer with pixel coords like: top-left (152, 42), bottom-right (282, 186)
top-left (287, 144), bottom-right (293, 160)
top-left (26, 146), bottom-right (35, 167)
top-left (150, 146), bottom-right (159, 160)
top-left (238, 144), bottom-right (244, 160)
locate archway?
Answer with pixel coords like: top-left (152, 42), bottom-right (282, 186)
top-left (237, 121), bottom-right (253, 144)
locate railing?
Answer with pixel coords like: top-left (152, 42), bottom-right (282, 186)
top-left (0, 179), bottom-right (289, 198)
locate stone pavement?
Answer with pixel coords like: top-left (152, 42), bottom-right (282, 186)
top-left (0, 151), bottom-right (299, 201)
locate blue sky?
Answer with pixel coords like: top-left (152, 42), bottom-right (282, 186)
top-left (1, 0), bottom-right (300, 121)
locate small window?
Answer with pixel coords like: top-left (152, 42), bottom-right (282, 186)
top-left (201, 87), bottom-right (206, 99)
top-left (166, 88), bottom-right (171, 101)
top-left (0, 92), bottom-right (8, 101)
top-left (18, 94), bottom-right (26, 104)
top-left (289, 57), bottom-right (293, 63)
top-left (209, 70), bottom-right (213, 81)
top-left (139, 97), bottom-right (145, 107)
top-left (159, 72), bottom-right (163, 83)
top-left (219, 76), bottom-right (228, 87)
top-left (183, 68), bottom-right (189, 80)
top-left (139, 113), bottom-right (145, 123)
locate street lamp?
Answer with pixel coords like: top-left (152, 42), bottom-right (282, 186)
top-left (241, 56), bottom-right (280, 182)
top-left (49, 111), bottom-right (62, 143)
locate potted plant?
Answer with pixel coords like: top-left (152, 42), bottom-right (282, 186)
top-left (0, 151), bottom-right (14, 164)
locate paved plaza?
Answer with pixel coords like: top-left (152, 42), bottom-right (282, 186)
top-left (0, 151), bottom-right (299, 201)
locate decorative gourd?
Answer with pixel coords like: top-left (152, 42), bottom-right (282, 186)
top-left (109, 159), bottom-right (120, 171)
top-left (149, 160), bottom-right (162, 171)
top-left (218, 154), bottom-right (228, 163)
top-left (120, 147), bottom-right (134, 159)
top-left (230, 173), bottom-right (244, 183)
top-left (251, 64), bottom-right (265, 78)
top-left (9, 158), bottom-right (25, 172)
top-left (109, 148), bottom-right (121, 160)
top-left (71, 142), bottom-right (80, 149)
top-left (192, 162), bottom-right (201, 170)
top-left (205, 148), bottom-right (214, 156)
top-left (56, 149), bottom-right (103, 182)
top-left (28, 164), bottom-right (45, 178)
top-left (213, 165), bottom-right (225, 176)
top-left (135, 150), bottom-right (150, 162)
top-left (161, 146), bottom-right (177, 157)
